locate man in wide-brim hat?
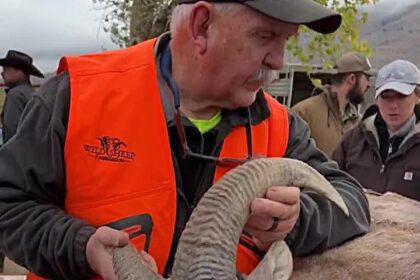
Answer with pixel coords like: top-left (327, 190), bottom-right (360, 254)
top-left (0, 50), bottom-right (44, 143)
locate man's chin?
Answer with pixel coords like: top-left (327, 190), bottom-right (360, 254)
top-left (226, 92), bottom-right (258, 109)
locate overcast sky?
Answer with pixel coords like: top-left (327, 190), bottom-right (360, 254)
top-left (0, 0), bottom-right (118, 74)
top-left (0, 0), bottom-right (417, 75)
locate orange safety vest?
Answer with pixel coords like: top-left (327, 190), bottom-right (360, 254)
top-left (29, 38), bottom-right (289, 279)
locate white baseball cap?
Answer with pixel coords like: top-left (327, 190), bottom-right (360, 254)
top-left (375, 59), bottom-right (420, 98)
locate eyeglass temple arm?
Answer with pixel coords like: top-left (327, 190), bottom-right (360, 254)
top-left (246, 107), bottom-right (253, 159)
top-left (174, 110), bottom-right (191, 159)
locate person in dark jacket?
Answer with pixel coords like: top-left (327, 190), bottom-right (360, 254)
top-left (0, 1), bottom-right (369, 279)
top-left (333, 59), bottom-right (420, 200)
top-left (0, 50), bottom-right (44, 143)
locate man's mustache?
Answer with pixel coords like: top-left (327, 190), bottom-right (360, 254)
top-left (247, 68), bottom-right (279, 86)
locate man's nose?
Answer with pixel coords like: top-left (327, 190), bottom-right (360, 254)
top-left (263, 46), bottom-right (285, 70)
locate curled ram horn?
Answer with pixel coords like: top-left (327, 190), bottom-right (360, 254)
top-left (113, 158), bottom-right (349, 280)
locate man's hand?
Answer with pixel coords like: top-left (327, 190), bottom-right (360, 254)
top-left (244, 186), bottom-right (300, 251)
top-left (86, 226), bottom-right (158, 280)
top-left (86, 227), bottom-right (129, 280)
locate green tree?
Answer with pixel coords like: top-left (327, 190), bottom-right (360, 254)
top-left (93, 0), bottom-right (377, 68)
top-left (93, 0), bottom-right (133, 46)
top-left (287, 0), bottom-right (378, 70)
top-left (93, 0), bottom-right (175, 46)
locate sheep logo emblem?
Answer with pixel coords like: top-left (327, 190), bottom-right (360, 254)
top-left (84, 136), bottom-right (136, 162)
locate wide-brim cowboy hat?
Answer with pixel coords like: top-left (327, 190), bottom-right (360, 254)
top-left (0, 50), bottom-right (44, 78)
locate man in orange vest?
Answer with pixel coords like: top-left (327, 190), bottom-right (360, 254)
top-left (0, 1), bottom-right (370, 279)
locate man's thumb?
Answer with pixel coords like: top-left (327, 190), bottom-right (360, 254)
top-left (96, 226), bottom-right (130, 247)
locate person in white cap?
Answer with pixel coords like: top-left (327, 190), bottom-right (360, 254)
top-left (333, 59), bottom-right (420, 201)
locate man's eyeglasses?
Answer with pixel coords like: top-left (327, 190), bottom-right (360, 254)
top-left (174, 105), bottom-right (255, 167)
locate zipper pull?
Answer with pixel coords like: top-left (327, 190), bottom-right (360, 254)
top-left (380, 164), bottom-right (385, 174)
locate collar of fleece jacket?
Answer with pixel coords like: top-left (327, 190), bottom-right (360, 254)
top-left (361, 104), bottom-right (420, 159)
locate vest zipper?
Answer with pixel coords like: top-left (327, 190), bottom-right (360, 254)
top-left (191, 132), bottom-right (208, 210)
top-left (367, 133), bottom-right (386, 175)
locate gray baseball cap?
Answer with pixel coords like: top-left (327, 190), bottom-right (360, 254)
top-left (375, 59), bottom-right (420, 98)
top-left (176, 0), bottom-right (342, 34)
top-left (333, 51), bottom-right (377, 76)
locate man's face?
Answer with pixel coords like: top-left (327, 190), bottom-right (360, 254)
top-left (347, 73), bottom-right (370, 105)
top-left (377, 90), bottom-right (417, 132)
top-left (1, 66), bottom-right (23, 87)
top-left (199, 5), bottom-right (298, 109)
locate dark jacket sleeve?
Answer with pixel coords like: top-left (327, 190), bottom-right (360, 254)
top-left (331, 135), bottom-right (349, 171)
top-left (284, 110), bottom-right (370, 256)
top-left (0, 73), bottom-right (96, 279)
top-left (2, 89), bottom-right (27, 142)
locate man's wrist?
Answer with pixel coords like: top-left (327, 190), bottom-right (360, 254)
top-left (74, 226), bottom-right (97, 277)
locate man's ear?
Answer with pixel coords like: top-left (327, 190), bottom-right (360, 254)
top-left (346, 73), bottom-right (357, 86)
top-left (188, 3), bottom-right (213, 55)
